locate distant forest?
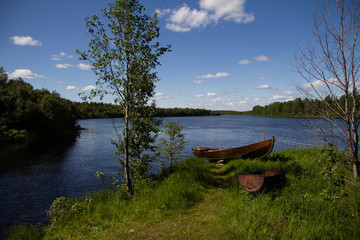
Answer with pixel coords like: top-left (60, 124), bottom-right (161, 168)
top-left (242, 95), bottom-right (359, 118)
top-left (0, 72), bottom-right (212, 141)
top-left (73, 102), bottom-right (213, 119)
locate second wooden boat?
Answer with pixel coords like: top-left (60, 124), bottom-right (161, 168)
top-left (192, 136), bottom-right (275, 161)
top-left (237, 171), bottom-right (286, 192)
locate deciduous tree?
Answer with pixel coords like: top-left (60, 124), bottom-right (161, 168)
top-left (296, 0), bottom-right (360, 178)
top-left (77, 0), bottom-right (170, 194)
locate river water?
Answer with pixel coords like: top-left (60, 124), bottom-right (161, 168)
top-left (0, 116), bottom-right (334, 235)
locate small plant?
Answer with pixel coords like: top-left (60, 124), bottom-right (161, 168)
top-left (157, 119), bottom-right (187, 167)
top-left (320, 143), bottom-right (346, 201)
top-left (47, 195), bottom-right (93, 227)
top-left (95, 171), bottom-right (123, 190)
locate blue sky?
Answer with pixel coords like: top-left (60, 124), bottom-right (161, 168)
top-left (1, 0), bottom-right (321, 111)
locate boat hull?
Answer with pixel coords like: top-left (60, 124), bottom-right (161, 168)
top-left (237, 171), bottom-right (285, 192)
top-left (192, 136), bottom-right (275, 161)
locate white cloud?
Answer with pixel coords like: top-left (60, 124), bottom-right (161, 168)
top-left (56, 63), bottom-right (73, 69)
top-left (51, 52), bottom-right (73, 61)
top-left (10, 36), bottom-right (42, 46)
top-left (225, 100), bottom-right (248, 106)
top-left (196, 92), bottom-right (218, 98)
top-left (196, 72), bottom-right (230, 79)
top-left (207, 92), bottom-right (217, 97)
top-left (164, 4), bottom-right (210, 32)
top-left (258, 77), bottom-right (271, 81)
top-left (211, 97), bottom-right (224, 102)
top-left (272, 95), bottom-right (291, 100)
top-left (165, 23), bottom-right (192, 32)
top-left (256, 84), bottom-right (271, 89)
top-left (78, 63), bottom-right (91, 70)
top-left (303, 78), bottom-right (339, 89)
top-left (303, 80), bottom-right (325, 89)
top-left (8, 69), bottom-right (44, 79)
top-left (82, 85), bottom-right (96, 91)
top-left (155, 8), bottom-right (171, 17)
top-left (193, 80), bottom-right (204, 84)
top-left (270, 91), bottom-right (294, 102)
top-left (200, 0), bottom-right (255, 23)
top-left (66, 85), bottom-right (79, 90)
top-left (155, 92), bottom-right (170, 100)
top-left (253, 55), bottom-right (271, 62)
top-left (238, 59), bottom-right (250, 65)
top-left (159, 0), bottom-right (254, 32)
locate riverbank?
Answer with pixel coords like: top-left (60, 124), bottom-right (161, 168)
top-left (6, 147), bottom-right (360, 239)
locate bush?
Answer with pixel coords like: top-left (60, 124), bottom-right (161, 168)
top-left (6, 224), bottom-right (42, 240)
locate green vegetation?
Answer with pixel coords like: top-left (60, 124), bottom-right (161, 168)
top-left (7, 148), bottom-right (360, 239)
top-left (157, 118), bottom-right (187, 167)
top-left (156, 107), bottom-right (213, 117)
top-left (0, 68), bottom-right (77, 142)
top-left (73, 104), bottom-right (214, 119)
top-left (238, 96), bottom-right (360, 118)
top-left (245, 98), bottom-right (327, 117)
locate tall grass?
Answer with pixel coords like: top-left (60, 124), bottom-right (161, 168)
top-left (6, 149), bottom-right (360, 239)
top-left (41, 157), bottom-right (212, 239)
top-left (218, 148), bottom-right (360, 239)
top-left (5, 224), bottom-right (42, 240)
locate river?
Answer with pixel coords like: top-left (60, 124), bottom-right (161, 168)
top-left (0, 115), bottom-right (332, 236)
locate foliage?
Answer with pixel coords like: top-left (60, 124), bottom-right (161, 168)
top-left (5, 223), bottom-right (42, 240)
top-left (157, 118), bottom-right (187, 167)
top-left (71, 104), bottom-right (214, 119)
top-left (0, 68), bottom-right (77, 141)
top-left (155, 107), bottom-right (214, 117)
top-left (77, 0), bottom-right (170, 194)
top-left (319, 143), bottom-right (347, 202)
top-left (0, 125), bottom-right (28, 142)
top-left (47, 196), bottom-right (93, 227)
top-left (244, 95), bottom-right (360, 118)
top-left (73, 101), bottom-right (122, 119)
top-left (248, 97), bottom-right (327, 118)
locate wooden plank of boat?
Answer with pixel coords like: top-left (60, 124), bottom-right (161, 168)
top-left (237, 171), bottom-right (285, 192)
top-left (192, 136), bottom-right (275, 161)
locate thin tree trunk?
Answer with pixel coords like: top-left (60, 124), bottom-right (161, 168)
top-left (124, 96), bottom-right (133, 195)
top-left (352, 157), bottom-right (359, 178)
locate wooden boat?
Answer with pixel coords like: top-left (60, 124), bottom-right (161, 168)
top-left (192, 136), bottom-right (275, 161)
top-left (237, 171), bottom-right (285, 192)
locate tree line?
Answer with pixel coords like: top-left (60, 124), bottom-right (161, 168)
top-left (244, 96), bottom-right (360, 118)
top-left (0, 68), bottom-right (213, 142)
top-left (0, 68), bottom-right (77, 141)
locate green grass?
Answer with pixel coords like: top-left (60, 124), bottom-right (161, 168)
top-left (6, 149), bottom-right (360, 239)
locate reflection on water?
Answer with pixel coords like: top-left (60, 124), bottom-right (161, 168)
top-left (0, 116), bottom-right (345, 236)
top-left (0, 133), bottom-right (78, 236)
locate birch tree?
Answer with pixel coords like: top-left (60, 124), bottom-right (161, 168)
top-left (296, 0), bottom-right (360, 178)
top-left (77, 0), bottom-right (170, 194)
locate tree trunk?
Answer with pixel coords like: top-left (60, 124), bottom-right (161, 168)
top-left (124, 101), bottom-right (133, 195)
top-left (353, 159), bottom-right (359, 179)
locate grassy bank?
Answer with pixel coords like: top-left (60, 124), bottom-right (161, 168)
top-left (7, 148), bottom-right (360, 239)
